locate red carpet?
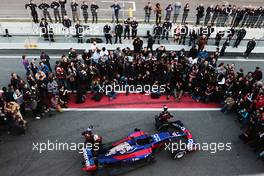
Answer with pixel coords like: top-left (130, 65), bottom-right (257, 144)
top-left (67, 93), bottom-right (220, 109)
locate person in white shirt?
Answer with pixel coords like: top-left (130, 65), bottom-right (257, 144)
top-left (91, 41), bottom-right (97, 51)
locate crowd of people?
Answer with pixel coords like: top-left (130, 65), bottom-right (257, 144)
top-left (0, 43), bottom-right (262, 139)
top-left (26, 0), bottom-right (264, 29)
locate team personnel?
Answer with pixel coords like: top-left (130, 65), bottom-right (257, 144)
top-left (244, 38), bottom-right (256, 58)
top-left (104, 24), bottom-right (112, 44)
top-left (111, 0), bottom-right (121, 23)
top-left (146, 30), bottom-right (154, 52)
top-left (154, 3), bottom-right (162, 24)
top-left (115, 23), bottom-right (123, 44)
top-left (59, 0), bottom-right (67, 17)
top-left (75, 21), bottom-right (84, 43)
top-left (81, 1), bottom-right (89, 23)
top-left (233, 28), bottom-right (247, 48)
top-left (154, 24), bottom-right (162, 44)
top-left (131, 17), bottom-right (138, 39)
top-left (179, 23), bottom-right (188, 45)
top-left (91, 2), bottom-right (99, 23)
top-left (39, 0), bottom-right (53, 23)
top-left (62, 16), bottom-right (72, 37)
top-left (144, 2), bottom-right (152, 23)
top-left (124, 18), bottom-right (131, 39)
top-left (71, 0), bottom-right (79, 22)
top-left (204, 5), bottom-right (213, 26)
top-left (182, 3), bottom-right (190, 24)
top-left (25, 0), bottom-right (39, 23)
top-left (51, 0), bottom-right (61, 23)
top-left (40, 18), bottom-right (49, 40)
top-left (162, 19), bottom-right (172, 40)
top-left (165, 4), bottom-right (173, 20)
top-left (196, 4), bottom-right (205, 25)
top-left (173, 2), bottom-right (181, 23)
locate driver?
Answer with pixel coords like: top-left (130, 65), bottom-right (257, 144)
top-left (82, 127), bottom-right (102, 145)
top-left (159, 105), bottom-right (173, 122)
top-left (82, 128), bottom-right (95, 144)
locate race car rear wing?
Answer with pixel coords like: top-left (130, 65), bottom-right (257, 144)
top-left (82, 148), bottom-right (97, 172)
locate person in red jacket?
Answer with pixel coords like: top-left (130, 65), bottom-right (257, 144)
top-left (255, 92), bottom-right (264, 109)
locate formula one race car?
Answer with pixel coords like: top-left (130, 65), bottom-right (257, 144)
top-left (81, 125), bottom-right (196, 175)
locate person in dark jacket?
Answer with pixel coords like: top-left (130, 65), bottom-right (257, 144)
top-left (165, 4), bottom-right (173, 20)
top-left (252, 67), bottom-right (263, 82)
top-left (179, 24), bottom-right (188, 45)
top-left (111, 1), bottom-right (121, 23)
top-left (182, 3), bottom-right (189, 24)
top-left (71, 0), bottom-right (79, 22)
top-left (131, 17), bottom-right (138, 39)
top-left (244, 38), bottom-right (256, 58)
top-left (124, 18), bottom-right (131, 39)
top-left (146, 30), bottom-right (154, 52)
top-left (255, 7), bottom-right (264, 28)
top-left (154, 24), bottom-right (162, 44)
top-left (59, 0), bottom-right (67, 17)
top-left (155, 3), bottom-right (162, 24)
top-left (25, 0), bottom-right (39, 23)
top-left (81, 1), bottom-right (89, 23)
top-left (91, 2), bottom-right (99, 23)
top-left (232, 7), bottom-right (244, 27)
top-left (189, 29), bottom-right (197, 47)
top-left (162, 19), bottom-right (172, 40)
top-left (75, 21), bottom-right (83, 43)
top-left (144, 2), bottom-right (152, 23)
top-left (215, 31), bottom-right (224, 46)
top-left (233, 28), bottom-right (246, 48)
top-left (39, 0), bottom-right (53, 23)
top-left (104, 24), bottom-right (112, 44)
top-left (211, 4), bottom-right (220, 26)
top-left (133, 37), bottom-right (143, 53)
top-left (196, 4), bottom-right (205, 25)
top-left (51, 0), bottom-right (61, 23)
top-left (62, 16), bottom-right (72, 37)
top-left (115, 23), bottom-right (123, 44)
top-left (40, 18), bottom-right (49, 40)
top-left (204, 5), bottom-right (213, 26)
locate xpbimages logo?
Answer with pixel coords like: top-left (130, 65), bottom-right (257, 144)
top-left (164, 141), bottom-right (232, 154)
top-left (32, 140), bottom-right (100, 154)
top-left (98, 83), bottom-right (166, 95)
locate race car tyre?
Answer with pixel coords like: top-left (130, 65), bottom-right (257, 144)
top-left (172, 150), bottom-right (187, 159)
top-left (146, 154), bottom-right (156, 163)
top-left (169, 136), bottom-right (188, 160)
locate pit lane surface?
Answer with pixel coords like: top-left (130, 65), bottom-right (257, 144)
top-left (0, 111), bottom-right (263, 176)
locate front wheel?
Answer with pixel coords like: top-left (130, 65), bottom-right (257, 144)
top-left (172, 150), bottom-right (186, 159)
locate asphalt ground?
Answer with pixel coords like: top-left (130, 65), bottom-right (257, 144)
top-left (0, 111), bottom-right (264, 176)
top-left (0, 0), bottom-right (264, 22)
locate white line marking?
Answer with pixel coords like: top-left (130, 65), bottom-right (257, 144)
top-left (0, 56), bottom-right (264, 62)
top-left (100, 1), bottom-right (136, 11)
top-left (218, 58), bottom-right (264, 62)
top-left (62, 108), bottom-right (221, 112)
